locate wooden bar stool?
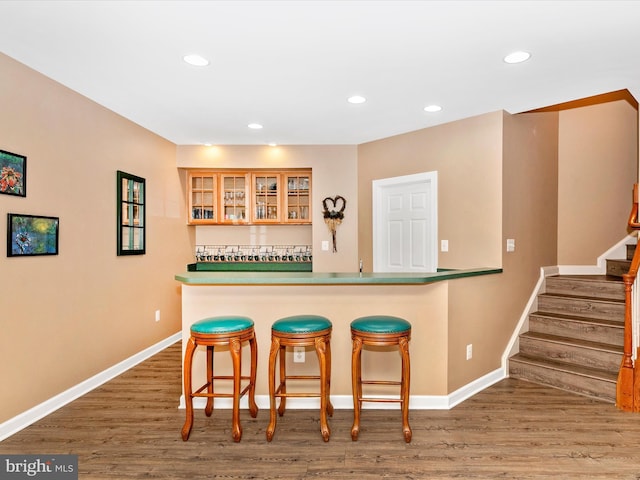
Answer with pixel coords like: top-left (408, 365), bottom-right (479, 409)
top-left (181, 315), bottom-right (258, 442)
top-left (266, 314), bottom-right (333, 442)
top-left (350, 315), bottom-right (412, 442)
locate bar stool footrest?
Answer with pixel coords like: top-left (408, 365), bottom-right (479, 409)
top-left (358, 397), bottom-right (403, 403)
top-left (361, 380), bottom-right (401, 386)
top-left (192, 382), bottom-right (253, 399)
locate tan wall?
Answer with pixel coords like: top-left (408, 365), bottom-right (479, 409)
top-left (447, 111), bottom-right (559, 391)
top-left (357, 110), bottom-right (560, 392)
top-left (0, 53), bottom-right (194, 423)
top-left (176, 145), bottom-right (359, 272)
top-left (558, 100), bottom-right (638, 264)
top-left (357, 111), bottom-right (504, 272)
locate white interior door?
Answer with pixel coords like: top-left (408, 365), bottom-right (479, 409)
top-left (373, 171), bottom-right (437, 272)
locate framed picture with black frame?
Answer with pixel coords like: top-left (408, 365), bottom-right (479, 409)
top-left (0, 149), bottom-right (26, 197)
top-left (7, 213), bottom-right (59, 256)
top-left (116, 170), bottom-right (146, 256)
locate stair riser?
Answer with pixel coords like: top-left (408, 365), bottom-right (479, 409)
top-left (607, 259), bottom-right (630, 278)
top-left (529, 315), bottom-right (624, 347)
top-left (509, 359), bottom-right (615, 403)
top-left (537, 295), bottom-right (624, 321)
top-left (545, 277), bottom-right (624, 301)
top-left (519, 336), bottom-right (621, 372)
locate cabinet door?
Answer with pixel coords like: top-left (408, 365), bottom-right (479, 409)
top-left (283, 172), bottom-right (311, 223)
top-left (220, 174), bottom-right (249, 224)
top-left (252, 173), bottom-right (281, 223)
top-left (188, 172), bottom-right (217, 224)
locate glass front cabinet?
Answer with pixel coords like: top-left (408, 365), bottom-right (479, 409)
top-left (186, 169), bottom-right (311, 225)
top-left (188, 171), bottom-right (217, 224)
top-left (220, 173), bottom-right (249, 224)
top-left (252, 173), bottom-right (281, 223)
top-left (283, 172), bottom-right (311, 223)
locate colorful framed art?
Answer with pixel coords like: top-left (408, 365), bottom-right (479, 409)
top-left (0, 149), bottom-right (26, 197)
top-left (7, 213), bottom-right (59, 257)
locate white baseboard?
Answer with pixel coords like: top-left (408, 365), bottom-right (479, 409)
top-left (177, 367), bottom-right (505, 411)
top-left (0, 332), bottom-right (181, 442)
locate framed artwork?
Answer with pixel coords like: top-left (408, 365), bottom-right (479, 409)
top-left (0, 149), bottom-right (26, 197)
top-left (7, 213), bottom-right (59, 256)
top-left (117, 170), bottom-right (146, 255)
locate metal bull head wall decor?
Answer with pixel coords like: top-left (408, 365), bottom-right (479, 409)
top-left (322, 195), bottom-right (346, 253)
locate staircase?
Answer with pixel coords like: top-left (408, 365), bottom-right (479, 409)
top-left (509, 246), bottom-right (635, 403)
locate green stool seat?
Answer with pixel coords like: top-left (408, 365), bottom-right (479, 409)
top-left (272, 314), bottom-right (332, 334)
top-left (191, 316), bottom-right (254, 335)
top-left (351, 315), bottom-right (411, 334)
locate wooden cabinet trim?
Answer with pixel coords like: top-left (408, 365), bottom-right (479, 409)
top-left (186, 169), bottom-right (311, 225)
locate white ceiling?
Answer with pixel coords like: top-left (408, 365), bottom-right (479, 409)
top-left (1, 1), bottom-right (639, 146)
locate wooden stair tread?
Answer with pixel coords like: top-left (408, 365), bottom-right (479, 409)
top-left (538, 292), bottom-right (624, 304)
top-left (548, 274), bottom-right (623, 283)
top-left (530, 311), bottom-right (624, 327)
top-left (520, 331), bottom-right (623, 354)
top-left (510, 353), bottom-right (618, 382)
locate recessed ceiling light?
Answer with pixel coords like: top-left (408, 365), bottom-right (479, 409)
top-left (424, 105), bottom-right (442, 113)
top-left (268, 143), bottom-right (278, 147)
top-left (348, 95), bottom-right (366, 104)
top-left (248, 123), bottom-right (263, 130)
top-left (183, 54), bottom-right (209, 67)
top-left (504, 51), bottom-right (531, 64)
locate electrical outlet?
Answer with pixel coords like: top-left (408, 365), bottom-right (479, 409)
top-left (441, 239), bottom-right (449, 252)
top-left (466, 344), bottom-right (473, 360)
top-left (155, 310), bottom-right (161, 322)
top-left (293, 347), bottom-right (305, 363)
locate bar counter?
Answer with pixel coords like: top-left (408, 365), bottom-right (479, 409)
top-left (175, 267), bottom-right (502, 409)
top-left (176, 267), bottom-right (501, 285)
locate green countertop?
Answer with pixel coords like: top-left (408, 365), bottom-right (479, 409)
top-left (175, 267), bottom-right (502, 285)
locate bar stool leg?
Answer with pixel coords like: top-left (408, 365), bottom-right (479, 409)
top-left (205, 345), bottom-right (214, 417)
top-left (350, 337), bottom-right (363, 441)
top-left (400, 336), bottom-right (412, 443)
top-left (277, 344), bottom-right (287, 416)
top-left (248, 332), bottom-right (259, 418)
top-left (229, 338), bottom-right (243, 442)
top-left (325, 338), bottom-right (334, 417)
top-left (181, 337), bottom-right (196, 441)
top-left (266, 337), bottom-right (280, 442)
top-left (315, 336), bottom-right (330, 442)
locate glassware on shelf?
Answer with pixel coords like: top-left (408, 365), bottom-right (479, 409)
top-left (195, 244), bottom-right (313, 263)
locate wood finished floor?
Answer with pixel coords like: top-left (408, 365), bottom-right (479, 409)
top-left (2, 342), bottom-right (640, 479)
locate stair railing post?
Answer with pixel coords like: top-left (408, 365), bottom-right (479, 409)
top-left (617, 184), bottom-right (640, 411)
top-left (617, 272), bottom-right (635, 411)
top-left (634, 278), bottom-right (640, 411)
